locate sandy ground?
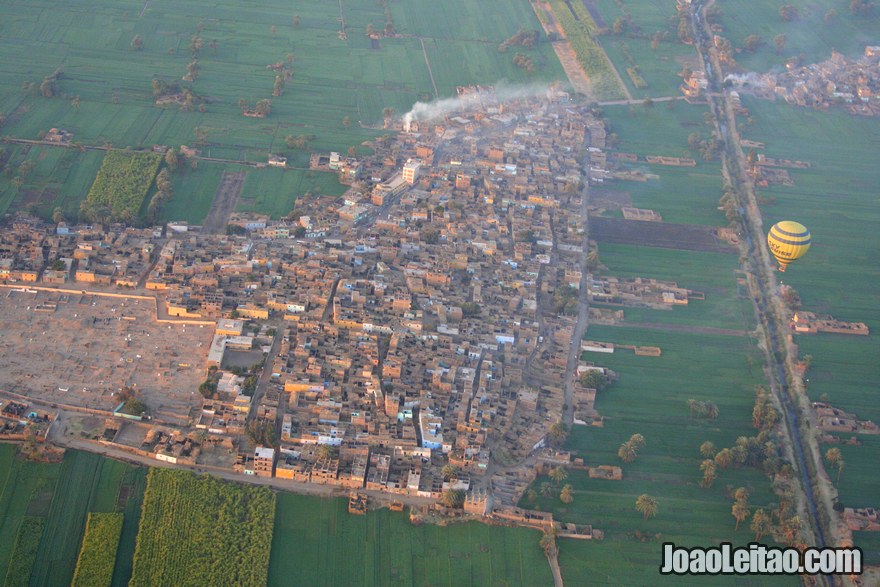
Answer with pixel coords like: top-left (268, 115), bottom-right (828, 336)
top-left (0, 288), bottom-right (213, 420)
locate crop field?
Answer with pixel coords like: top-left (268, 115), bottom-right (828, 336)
top-left (0, 447), bottom-right (146, 587)
top-left (236, 166), bottom-right (348, 219)
top-left (592, 0), bottom-right (697, 98)
top-left (0, 0), bottom-right (566, 223)
top-left (130, 468), bottom-right (275, 587)
top-left (558, 535), bottom-right (795, 586)
top-left (521, 325), bottom-right (793, 583)
top-left (716, 0), bottom-right (877, 72)
top-left (0, 145), bottom-right (104, 218)
top-left (0, 445), bottom-right (60, 579)
top-left (31, 450), bottom-right (110, 587)
top-left (2, 517), bottom-right (45, 587)
top-left (72, 513), bottom-right (124, 587)
top-left (546, 0), bottom-right (626, 100)
top-left (84, 150), bottom-right (161, 220)
top-left (269, 493), bottom-right (552, 587)
top-left (592, 242), bottom-right (755, 331)
top-left (734, 97), bottom-right (879, 557)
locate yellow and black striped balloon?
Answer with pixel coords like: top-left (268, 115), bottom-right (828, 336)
top-left (767, 221), bottom-right (811, 272)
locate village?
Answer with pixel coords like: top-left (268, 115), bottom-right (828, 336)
top-left (0, 89), bottom-right (623, 532)
top-left (0, 86), bottom-right (873, 541)
top-left (706, 45), bottom-right (880, 116)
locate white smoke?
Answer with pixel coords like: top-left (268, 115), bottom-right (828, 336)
top-left (401, 81), bottom-right (563, 132)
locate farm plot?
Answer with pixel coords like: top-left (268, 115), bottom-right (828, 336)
top-left (110, 466), bottom-right (148, 587)
top-left (30, 450), bottom-right (106, 587)
top-left (591, 242), bottom-right (754, 331)
top-left (72, 513), bottom-right (124, 587)
top-left (83, 150), bottom-right (161, 221)
top-left (589, 216), bottom-right (734, 253)
top-left (522, 326), bottom-right (794, 584)
top-left (545, 0), bottom-right (626, 100)
top-left (0, 445), bottom-right (61, 581)
top-left (602, 102), bottom-right (726, 225)
top-left (269, 493), bottom-right (553, 587)
top-left (716, 0), bottom-right (877, 72)
top-left (0, 145), bottom-right (105, 218)
top-left (592, 0), bottom-right (697, 98)
top-left (2, 517), bottom-right (45, 587)
top-left (130, 468), bottom-right (275, 587)
top-left (235, 166), bottom-right (347, 219)
top-left (735, 101), bottom-right (878, 560)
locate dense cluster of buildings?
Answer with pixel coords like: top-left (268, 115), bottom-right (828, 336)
top-left (724, 46), bottom-right (880, 116)
top-left (0, 89), bottom-right (617, 510)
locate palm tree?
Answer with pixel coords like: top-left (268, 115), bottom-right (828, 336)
top-left (704, 401), bottom-right (719, 420)
top-left (618, 440), bottom-right (637, 463)
top-left (732, 501), bottom-right (751, 531)
top-left (629, 434), bottom-right (645, 450)
top-left (549, 466), bottom-right (568, 485)
top-left (714, 448), bottom-right (733, 469)
top-left (699, 441), bottom-right (716, 458)
top-left (699, 459), bottom-right (716, 488)
top-left (539, 527), bottom-right (557, 556)
top-left (687, 399), bottom-right (697, 418)
top-left (733, 487), bottom-right (750, 503)
top-left (782, 515), bottom-right (801, 546)
top-left (825, 448), bottom-right (844, 482)
top-left (635, 494), bottom-right (658, 520)
top-left (751, 508), bottom-right (771, 541)
top-left (560, 484), bottom-right (573, 504)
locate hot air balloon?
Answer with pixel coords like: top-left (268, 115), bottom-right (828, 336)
top-left (767, 221), bottom-right (810, 272)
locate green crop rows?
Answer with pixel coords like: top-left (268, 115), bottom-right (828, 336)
top-left (130, 468), bottom-right (275, 587)
top-left (546, 0), bottom-right (626, 100)
top-left (83, 150), bottom-right (161, 221)
top-left (72, 513), bottom-right (124, 587)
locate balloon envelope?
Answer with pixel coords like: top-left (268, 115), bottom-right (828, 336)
top-left (767, 221), bottom-right (810, 272)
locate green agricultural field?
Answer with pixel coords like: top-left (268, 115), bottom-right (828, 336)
top-left (736, 98), bottom-right (880, 330)
top-left (523, 325), bottom-right (796, 583)
top-left (601, 102), bottom-right (727, 225)
top-left (110, 466), bottom-right (148, 587)
top-left (558, 534), bottom-right (795, 586)
top-left (592, 0), bottom-right (697, 98)
top-left (83, 150), bottom-right (161, 221)
top-left (603, 101), bottom-right (712, 157)
top-left (130, 468), bottom-right (275, 587)
top-left (593, 243), bottom-right (755, 331)
top-left (30, 450), bottom-right (108, 587)
top-left (0, 0), bottom-right (566, 223)
top-left (0, 144), bottom-right (104, 218)
top-left (72, 513), bottom-right (124, 587)
top-left (716, 0), bottom-right (877, 72)
top-left (236, 166), bottom-right (347, 219)
top-left (734, 98), bottom-right (878, 561)
top-left (2, 517), bottom-right (45, 587)
top-left (0, 445), bottom-right (61, 580)
top-left (269, 493), bottom-right (552, 587)
top-left (546, 0), bottom-right (626, 100)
